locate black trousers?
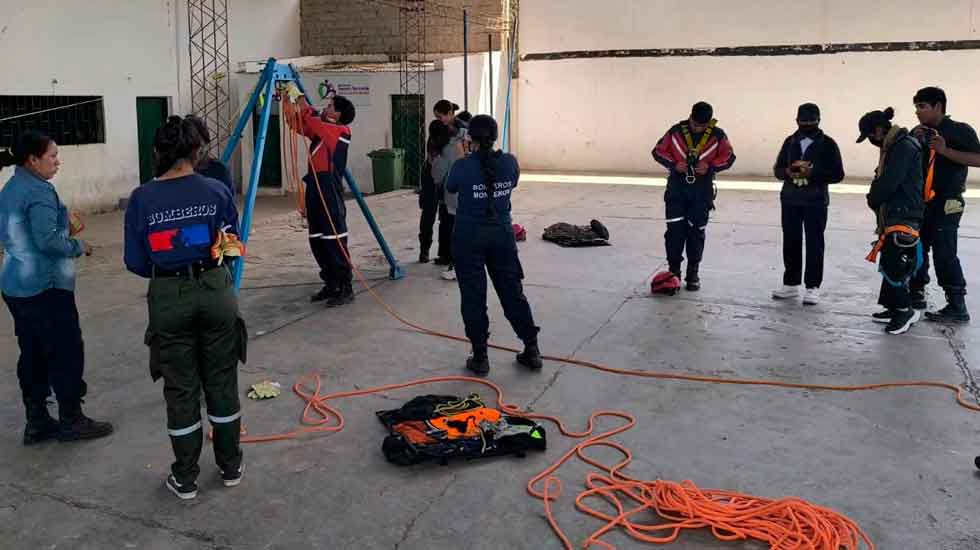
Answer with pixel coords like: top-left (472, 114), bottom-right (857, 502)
top-left (3, 289), bottom-right (87, 415)
top-left (419, 174), bottom-right (439, 253)
top-left (878, 235), bottom-right (922, 311)
top-left (438, 203), bottom-right (456, 263)
top-left (147, 266), bottom-right (246, 484)
top-left (454, 222), bottom-right (539, 348)
top-left (781, 203), bottom-right (828, 288)
top-left (911, 198), bottom-right (967, 295)
top-left (665, 196), bottom-right (710, 278)
top-left (305, 172), bottom-right (352, 288)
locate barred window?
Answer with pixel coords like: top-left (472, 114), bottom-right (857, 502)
top-left (0, 95), bottom-right (106, 148)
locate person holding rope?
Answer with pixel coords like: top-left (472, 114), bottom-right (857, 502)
top-left (124, 116), bottom-right (246, 498)
top-left (283, 85), bottom-right (357, 307)
top-left (908, 87), bottom-right (980, 323)
top-left (651, 101), bottom-right (736, 291)
top-left (446, 114), bottom-right (542, 376)
top-left (858, 107), bottom-right (926, 335)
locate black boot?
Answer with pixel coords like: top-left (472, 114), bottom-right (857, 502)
top-left (909, 288), bottom-right (927, 310)
top-left (685, 265), bottom-right (701, 292)
top-left (419, 237), bottom-right (431, 263)
top-left (58, 402), bottom-right (113, 442)
top-left (311, 285), bottom-right (338, 302)
top-left (23, 401), bottom-right (60, 446)
top-left (926, 288), bottom-right (970, 324)
top-left (326, 281), bottom-right (355, 308)
top-left (466, 345), bottom-right (491, 376)
top-left (516, 341), bottom-right (543, 370)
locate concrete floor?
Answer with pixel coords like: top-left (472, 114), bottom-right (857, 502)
top-left (2, 178), bottom-right (979, 549)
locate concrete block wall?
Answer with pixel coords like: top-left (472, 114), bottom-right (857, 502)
top-left (300, 0), bottom-right (504, 56)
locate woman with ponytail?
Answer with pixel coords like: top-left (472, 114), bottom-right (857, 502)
top-left (445, 115), bottom-right (542, 375)
top-left (0, 131), bottom-right (113, 446)
top-left (124, 115), bottom-right (246, 499)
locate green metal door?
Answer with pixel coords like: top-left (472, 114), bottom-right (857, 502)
top-left (253, 110), bottom-right (282, 187)
top-left (391, 94), bottom-right (424, 188)
top-left (136, 98), bottom-right (168, 183)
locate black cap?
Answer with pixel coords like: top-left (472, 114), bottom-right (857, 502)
top-left (796, 103), bottom-right (820, 123)
top-left (856, 107), bottom-right (895, 143)
top-left (691, 101), bottom-right (713, 124)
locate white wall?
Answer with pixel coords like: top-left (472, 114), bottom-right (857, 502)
top-left (0, 0), bottom-right (300, 211)
top-left (442, 52), bottom-right (503, 119)
top-left (517, 0), bottom-right (980, 181)
top-left (237, 68), bottom-right (445, 194)
top-left (0, 0), bottom-right (181, 212)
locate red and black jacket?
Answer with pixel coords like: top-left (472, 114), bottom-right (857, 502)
top-left (652, 121), bottom-right (735, 188)
top-left (300, 106), bottom-right (351, 184)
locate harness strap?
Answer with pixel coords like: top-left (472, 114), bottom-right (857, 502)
top-left (681, 119), bottom-right (717, 183)
top-left (866, 224), bottom-right (920, 263)
top-left (924, 149), bottom-right (937, 203)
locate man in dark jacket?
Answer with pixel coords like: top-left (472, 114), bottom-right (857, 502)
top-left (858, 107), bottom-right (926, 335)
top-left (908, 87), bottom-right (980, 323)
top-left (651, 101), bottom-right (736, 291)
top-left (771, 103), bottom-right (845, 305)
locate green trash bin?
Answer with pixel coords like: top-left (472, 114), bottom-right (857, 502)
top-left (367, 148), bottom-right (405, 194)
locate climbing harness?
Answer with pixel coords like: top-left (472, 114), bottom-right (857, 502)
top-left (651, 270), bottom-right (681, 295)
top-left (865, 224), bottom-right (920, 263)
top-left (681, 118), bottom-right (717, 183)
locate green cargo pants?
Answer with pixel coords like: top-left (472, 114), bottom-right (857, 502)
top-left (145, 265), bottom-right (247, 485)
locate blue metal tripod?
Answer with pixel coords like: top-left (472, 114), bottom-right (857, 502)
top-left (220, 57), bottom-right (405, 290)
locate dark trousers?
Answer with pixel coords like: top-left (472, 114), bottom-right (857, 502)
top-left (781, 203), bottom-right (828, 288)
top-left (665, 196), bottom-right (710, 279)
top-left (878, 235), bottom-right (923, 311)
top-left (3, 289), bottom-right (87, 417)
top-left (305, 172), bottom-right (352, 288)
top-left (911, 198), bottom-right (967, 295)
top-left (454, 222), bottom-right (539, 347)
top-left (419, 177), bottom-right (439, 254)
top-left (438, 203), bottom-right (456, 263)
top-left (146, 266), bottom-right (246, 484)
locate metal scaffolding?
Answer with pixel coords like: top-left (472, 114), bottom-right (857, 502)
top-left (398, 0), bottom-right (427, 189)
top-left (188, 0), bottom-right (232, 157)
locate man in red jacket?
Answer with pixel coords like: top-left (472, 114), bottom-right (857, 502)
top-left (652, 102), bottom-right (736, 290)
top-left (285, 86), bottom-right (357, 307)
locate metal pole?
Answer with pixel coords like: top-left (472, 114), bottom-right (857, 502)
top-left (463, 8), bottom-right (469, 112)
top-left (488, 34), bottom-right (494, 117)
top-left (232, 73), bottom-right (276, 290)
top-left (502, 25), bottom-right (517, 153)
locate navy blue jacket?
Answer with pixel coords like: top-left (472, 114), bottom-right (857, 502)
top-left (124, 174), bottom-right (239, 277)
top-left (446, 152), bottom-right (520, 228)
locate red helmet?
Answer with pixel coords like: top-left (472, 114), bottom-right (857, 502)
top-left (651, 271), bottom-right (681, 295)
top-left (513, 223), bottom-right (527, 241)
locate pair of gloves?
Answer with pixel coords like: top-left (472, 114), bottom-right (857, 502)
top-left (788, 160), bottom-right (812, 187)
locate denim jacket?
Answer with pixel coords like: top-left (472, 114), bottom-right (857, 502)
top-left (0, 166), bottom-right (83, 297)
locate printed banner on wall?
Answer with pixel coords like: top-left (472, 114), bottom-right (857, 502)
top-left (316, 76), bottom-right (372, 107)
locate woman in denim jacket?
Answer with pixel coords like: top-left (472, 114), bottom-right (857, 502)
top-left (0, 131), bottom-right (112, 445)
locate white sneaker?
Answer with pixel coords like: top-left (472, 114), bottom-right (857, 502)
top-left (802, 287), bottom-right (820, 305)
top-left (772, 285), bottom-right (800, 300)
top-left (441, 267), bottom-right (456, 281)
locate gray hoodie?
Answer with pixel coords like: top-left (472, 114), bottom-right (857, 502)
top-left (431, 126), bottom-right (467, 215)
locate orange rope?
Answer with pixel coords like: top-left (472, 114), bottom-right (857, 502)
top-left (229, 107), bottom-right (980, 549)
top-left (247, 372), bottom-right (875, 549)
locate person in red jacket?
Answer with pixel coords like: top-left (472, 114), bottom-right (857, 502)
top-left (285, 86), bottom-right (357, 307)
top-left (651, 102), bottom-right (735, 290)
